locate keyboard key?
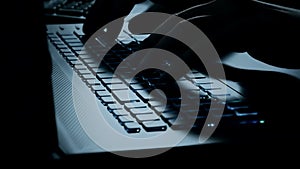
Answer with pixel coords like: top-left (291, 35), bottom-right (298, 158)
top-left (124, 102), bottom-right (147, 110)
top-left (130, 107), bottom-right (153, 115)
top-left (112, 90), bottom-right (140, 103)
top-left (123, 78), bottom-right (139, 85)
top-left (60, 35), bottom-right (77, 41)
top-left (65, 55), bottom-right (78, 62)
top-left (101, 96), bottom-right (116, 104)
top-left (112, 109), bottom-right (130, 116)
top-left (107, 103), bottom-right (123, 111)
top-left (69, 60), bottom-right (82, 66)
top-left (118, 115), bottom-right (135, 124)
top-left (130, 84), bottom-right (147, 90)
top-left (72, 47), bottom-right (84, 51)
top-left (152, 105), bottom-right (172, 113)
top-left (77, 69), bottom-right (90, 75)
top-left (82, 58), bottom-right (95, 64)
top-left (81, 74), bottom-right (95, 80)
top-left (53, 41), bottom-right (65, 46)
top-left (177, 80), bottom-right (199, 91)
top-left (234, 108), bottom-right (258, 117)
top-left (90, 84), bottom-right (106, 92)
top-left (102, 78), bottom-right (123, 85)
top-left (123, 122), bottom-right (141, 133)
top-left (108, 83), bottom-right (129, 91)
top-left (192, 78), bottom-right (213, 84)
top-left (56, 44), bottom-right (68, 49)
top-left (91, 67), bottom-right (107, 74)
top-left (87, 63), bottom-right (100, 69)
top-left (160, 112), bottom-right (178, 119)
top-left (226, 101), bottom-right (249, 110)
top-left (75, 50), bottom-right (87, 55)
top-left (95, 90), bottom-right (111, 98)
top-left (96, 72), bottom-right (116, 79)
top-left (60, 48), bottom-right (72, 53)
top-left (135, 113), bottom-right (160, 122)
top-left (207, 90), bottom-right (230, 99)
top-left (199, 83), bottom-right (222, 91)
top-left (136, 90), bottom-right (153, 101)
top-left (86, 79), bottom-right (101, 86)
top-left (141, 120), bottom-right (167, 132)
top-left (73, 64), bottom-right (86, 70)
top-left (148, 100), bottom-right (165, 107)
top-left (186, 72), bottom-right (206, 79)
top-left (68, 42), bottom-right (83, 47)
top-left (77, 54), bottom-right (91, 59)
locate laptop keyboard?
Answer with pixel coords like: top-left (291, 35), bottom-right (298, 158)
top-left (44, 0), bottom-right (96, 22)
top-left (47, 24), bottom-right (266, 134)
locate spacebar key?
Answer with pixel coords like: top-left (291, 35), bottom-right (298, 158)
top-left (142, 120), bottom-right (167, 132)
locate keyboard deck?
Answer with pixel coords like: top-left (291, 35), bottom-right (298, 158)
top-left (47, 23), bottom-right (266, 135)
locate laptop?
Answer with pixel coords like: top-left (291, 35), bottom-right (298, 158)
top-left (45, 0), bottom-right (300, 160)
top-left (5, 0), bottom-right (299, 162)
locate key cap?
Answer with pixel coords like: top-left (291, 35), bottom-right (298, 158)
top-left (81, 74), bottom-right (95, 80)
top-left (87, 63), bottom-right (100, 69)
top-left (74, 64), bottom-right (86, 70)
top-left (69, 60), bottom-right (82, 66)
top-left (152, 105), bottom-right (172, 113)
top-left (136, 90), bottom-right (153, 101)
top-left (123, 122), bottom-right (141, 133)
top-left (192, 78), bottom-right (213, 84)
top-left (112, 109), bottom-right (130, 116)
top-left (72, 47), bottom-right (84, 51)
top-left (207, 90), bottom-right (231, 99)
top-left (177, 80), bottom-right (199, 91)
top-left (65, 55), bottom-right (78, 62)
top-left (86, 79), bottom-right (101, 86)
top-left (75, 50), bottom-right (87, 55)
top-left (77, 69), bottom-right (90, 75)
top-left (124, 102), bottom-right (147, 110)
top-left (234, 108), bottom-right (258, 117)
top-left (199, 83), bottom-right (222, 91)
top-left (108, 83), bottom-right (128, 91)
top-left (130, 84), bottom-right (146, 90)
top-left (96, 72), bottom-right (116, 79)
top-left (91, 84), bottom-right (106, 92)
top-left (102, 78), bottom-right (123, 85)
top-left (118, 115), bottom-right (135, 124)
top-left (141, 120), bottom-right (167, 132)
top-left (130, 107), bottom-right (153, 115)
top-left (160, 111), bottom-right (178, 119)
top-left (56, 44), bottom-right (68, 49)
top-left (135, 113), bottom-right (160, 122)
top-left (112, 90), bottom-right (140, 103)
top-left (148, 100), bottom-right (165, 107)
top-left (95, 90), bottom-right (110, 98)
top-left (186, 72), bottom-right (206, 79)
top-left (82, 58), bottom-right (95, 64)
top-left (68, 42), bottom-right (83, 47)
top-left (60, 48), bottom-right (72, 53)
top-left (77, 54), bottom-right (91, 60)
top-left (52, 41), bottom-right (65, 46)
top-left (107, 103), bottom-right (123, 111)
top-left (101, 96), bottom-right (116, 104)
top-left (226, 101), bottom-right (249, 110)
top-left (91, 67), bottom-right (107, 74)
